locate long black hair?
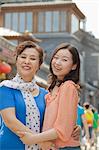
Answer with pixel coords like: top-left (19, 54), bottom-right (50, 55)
top-left (48, 43), bottom-right (80, 92)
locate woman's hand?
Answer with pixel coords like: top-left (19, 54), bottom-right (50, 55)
top-left (71, 125), bottom-right (81, 141)
top-left (18, 131), bottom-right (34, 145)
top-left (18, 131), bottom-right (56, 149)
top-left (39, 141), bottom-right (54, 150)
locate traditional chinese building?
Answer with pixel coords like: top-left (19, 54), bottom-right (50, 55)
top-left (0, 0), bottom-right (99, 111)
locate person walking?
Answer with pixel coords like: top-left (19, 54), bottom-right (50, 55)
top-left (77, 103), bottom-right (90, 149)
top-left (91, 107), bottom-right (99, 145)
top-left (83, 102), bottom-right (94, 146)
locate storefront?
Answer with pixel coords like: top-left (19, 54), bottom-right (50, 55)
top-left (0, 37), bottom-right (15, 81)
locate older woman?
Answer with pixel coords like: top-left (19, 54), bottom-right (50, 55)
top-left (0, 41), bottom-right (48, 150)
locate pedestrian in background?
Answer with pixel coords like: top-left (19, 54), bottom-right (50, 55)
top-left (91, 107), bottom-right (99, 145)
top-left (77, 104), bottom-right (89, 140)
top-left (83, 102), bottom-right (94, 146)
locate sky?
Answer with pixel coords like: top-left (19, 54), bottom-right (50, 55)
top-left (73, 0), bottom-right (99, 38)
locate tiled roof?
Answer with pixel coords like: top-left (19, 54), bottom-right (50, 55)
top-left (1, 1), bottom-right (73, 7)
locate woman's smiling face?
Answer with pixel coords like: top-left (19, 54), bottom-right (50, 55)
top-left (51, 48), bottom-right (76, 80)
top-left (16, 47), bottom-right (40, 82)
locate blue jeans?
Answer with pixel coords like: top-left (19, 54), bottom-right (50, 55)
top-left (89, 126), bottom-right (93, 139)
top-left (59, 146), bottom-right (81, 150)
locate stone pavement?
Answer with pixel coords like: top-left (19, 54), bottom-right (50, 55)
top-left (81, 145), bottom-right (99, 150)
top-left (81, 132), bottom-right (99, 150)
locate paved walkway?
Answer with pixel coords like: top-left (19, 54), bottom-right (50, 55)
top-left (81, 132), bottom-right (99, 150)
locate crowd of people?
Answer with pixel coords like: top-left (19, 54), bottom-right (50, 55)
top-left (0, 40), bottom-right (99, 150)
top-left (77, 100), bottom-right (99, 148)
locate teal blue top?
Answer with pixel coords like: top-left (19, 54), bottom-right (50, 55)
top-left (77, 104), bottom-right (84, 127)
top-left (0, 86), bottom-right (47, 150)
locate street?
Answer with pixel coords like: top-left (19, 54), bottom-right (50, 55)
top-left (81, 133), bottom-right (99, 150)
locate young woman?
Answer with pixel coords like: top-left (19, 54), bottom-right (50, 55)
top-left (19, 43), bottom-right (81, 150)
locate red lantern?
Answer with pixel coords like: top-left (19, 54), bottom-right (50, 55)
top-left (0, 62), bottom-right (12, 74)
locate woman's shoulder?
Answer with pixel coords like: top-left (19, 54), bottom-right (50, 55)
top-left (62, 80), bottom-right (76, 87)
top-left (0, 86), bottom-right (14, 101)
top-left (0, 85), bottom-right (19, 95)
top-left (0, 85), bottom-right (12, 92)
top-left (61, 80), bottom-right (79, 89)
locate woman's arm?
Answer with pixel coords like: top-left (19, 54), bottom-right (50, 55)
top-left (0, 107), bottom-right (34, 137)
top-left (52, 82), bottom-right (79, 142)
top-left (19, 124), bottom-right (81, 145)
top-left (19, 128), bottom-right (58, 145)
top-left (20, 82), bottom-right (79, 145)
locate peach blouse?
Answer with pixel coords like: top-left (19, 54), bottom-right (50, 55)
top-left (43, 80), bottom-right (80, 148)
